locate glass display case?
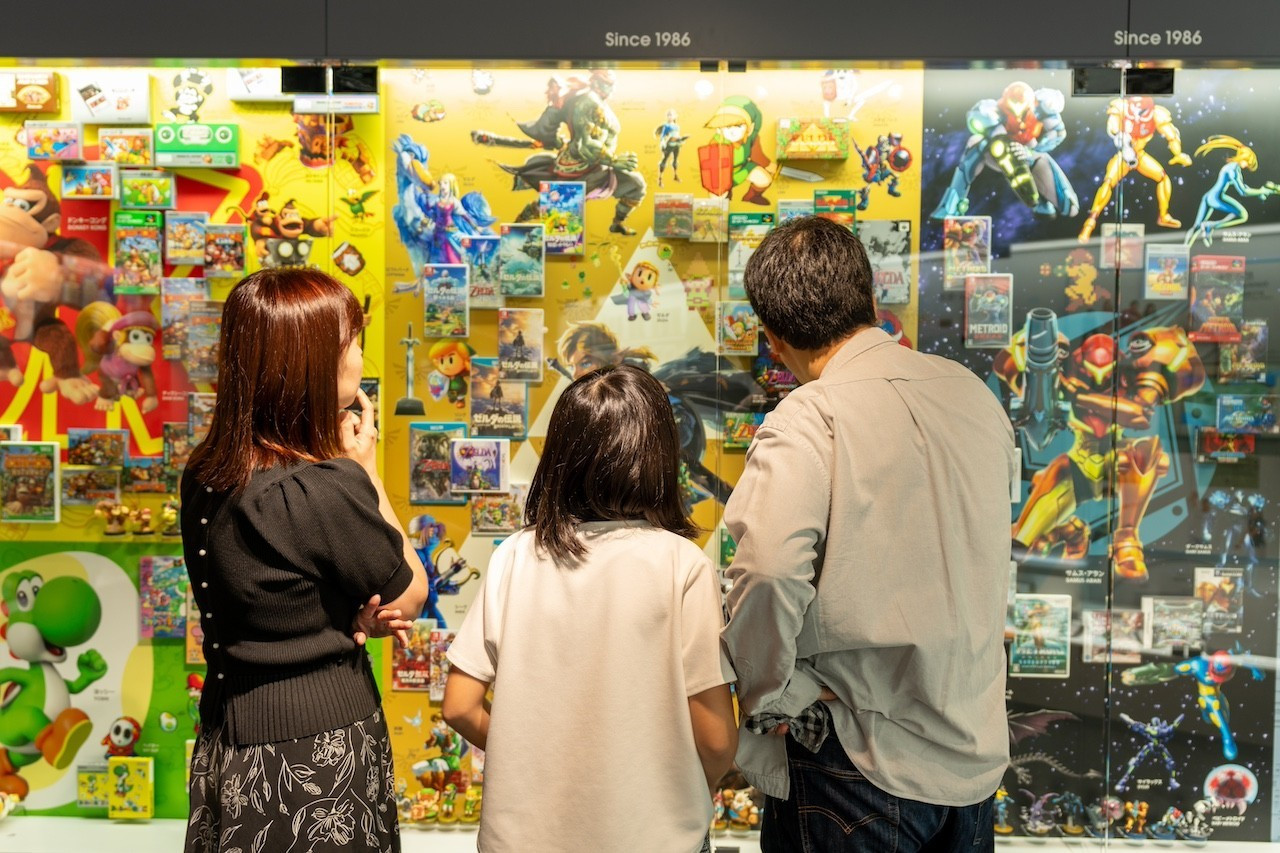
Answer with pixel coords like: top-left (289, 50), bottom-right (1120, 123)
top-left (0, 53), bottom-right (1278, 846)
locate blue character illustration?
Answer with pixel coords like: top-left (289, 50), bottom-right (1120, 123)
top-left (392, 134), bottom-right (496, 269)
top-left (855, 133), bottom-right (912, 211)
top-left (1185, 135), bottom-right (1279, 246)
top-left (1114, 712), bottom-right (1183, 792)
top-left (654, 109), bottom-right (689, 188)
top-left (932, 81), bottom-right (1078, 219)
top-left (1121, 645), bottom-right (1264, 761)
top-left (409, 514), bottom-right (448, 626)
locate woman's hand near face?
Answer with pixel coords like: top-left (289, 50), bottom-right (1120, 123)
top-left (340, 388), bottom-right (379, 478)
top-left (341, 386), bottom-right (430, 622)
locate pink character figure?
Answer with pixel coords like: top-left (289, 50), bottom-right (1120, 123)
top-left (622, 261), bottom-right (659, 321)
top-left (76, 305), bottom-right (160, 413)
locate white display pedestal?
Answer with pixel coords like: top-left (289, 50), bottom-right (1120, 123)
top-left (3, 817), bottom-right (1280, 851)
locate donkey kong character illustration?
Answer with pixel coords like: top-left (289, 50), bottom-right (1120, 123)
top-left (0, 164), bottom-right (111, 403)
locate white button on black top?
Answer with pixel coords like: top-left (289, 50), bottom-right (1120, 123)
top-left (205, 612), bottom-right (213, 619)
top-left (200, 581), bottom-right (208, 588)
top-left (217, 673), bottom-right (224, 680)
top-left (206, 486), bottom-right (213, 493)
top-left (212, 643), bottom-right (219, 649)
top-left (198, 549), bottom-right (206, 557)
top-left (201, 518), bottom-right (208, 525)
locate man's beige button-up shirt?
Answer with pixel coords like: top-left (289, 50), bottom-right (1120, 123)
top-left (723, 327), bottom-right (1016, 806)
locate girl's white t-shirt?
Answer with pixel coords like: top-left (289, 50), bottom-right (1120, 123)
top-left (446, 521), bottom-right (735, 853)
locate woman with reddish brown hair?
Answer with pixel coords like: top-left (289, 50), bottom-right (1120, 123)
top-left (181, 268), bottom-right (427, 853)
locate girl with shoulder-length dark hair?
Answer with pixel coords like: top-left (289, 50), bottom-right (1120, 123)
top-left (181, 268), bottom-right (428, 853)
top-left (441, 364), bottom-right (738, 853)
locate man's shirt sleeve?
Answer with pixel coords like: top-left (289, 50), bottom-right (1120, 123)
top-left (722, 407), bottom-right (832, 718)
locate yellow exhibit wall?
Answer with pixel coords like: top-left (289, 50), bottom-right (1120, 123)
top-left (0, 62), bottom-right (924, 819)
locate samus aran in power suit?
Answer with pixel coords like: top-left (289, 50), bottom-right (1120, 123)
top-left (1078, 96), bottom-right (1192, 241)
top-left (931, 81), bottom-right (1078, 219)
top-left (996, 309), bottom-right (1205, 581)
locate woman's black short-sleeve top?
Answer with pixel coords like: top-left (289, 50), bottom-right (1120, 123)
top-left (180, 458), bottom-right (413, 745)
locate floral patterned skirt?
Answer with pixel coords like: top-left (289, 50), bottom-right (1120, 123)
top-left (186, 708), bottom-right (400, 853)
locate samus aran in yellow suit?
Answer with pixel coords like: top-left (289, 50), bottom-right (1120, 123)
top-left (1078, 96), bottom-right (1192, 241)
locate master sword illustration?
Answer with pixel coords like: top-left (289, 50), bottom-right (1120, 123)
top-left (395, 323), bottom-right (426, 416)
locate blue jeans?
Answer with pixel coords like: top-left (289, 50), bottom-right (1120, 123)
top-left (761, 720), bottom-right (995, 853)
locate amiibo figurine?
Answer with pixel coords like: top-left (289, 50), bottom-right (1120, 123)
top-left (129, 506), bottom-right (154, 535)
top-left (94, 499), bottom-right (130, 535)
top-left (0, 790), bottom-right (20, 820)
top-left (1053, 792), bottom-right (1086, 836)
top-left (438, 783), bottom-right (459, 828)
top-left (993, 785), bottom-right (1014, 834)
top-left (160, 497), bottom-right (181, 536)
top-left (1149, 806), bottom-right (1181, 840)
top-left (460, 787), bottom-right (482, 826)
top-left (1120, 800), bottom-right (1149, 837)
top-left (394, 779), bottom-right (412, 824)
top-left (1021, 791), bottom-right (1060, 835)
top-left (620, 261), bottom-right (658, 322)
top-left (725, 788), bottom-right (759, 834)
top-left (1084, 796), bottom-right (1124, 838)
top-left (419, 787), bottom-right (440, 824)
top-left (1177, 797), bottom-right (1217, 840)
top-left (712, 789), bottom-right (727, 833)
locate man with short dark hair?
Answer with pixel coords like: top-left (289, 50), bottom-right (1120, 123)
top-left (721, 216), bottom-right (1015, 852)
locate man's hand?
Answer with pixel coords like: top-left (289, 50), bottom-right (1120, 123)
top-left (352, 594), bottom-right (412, 647)
top-left (765, 687), bottom-right (838, 736)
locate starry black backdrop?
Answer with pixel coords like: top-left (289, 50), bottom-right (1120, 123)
top-left (916, 67), bottom-right (1280, 840)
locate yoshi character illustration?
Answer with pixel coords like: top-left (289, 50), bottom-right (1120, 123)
top-left (0, 570), bottom-right (107, 798)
